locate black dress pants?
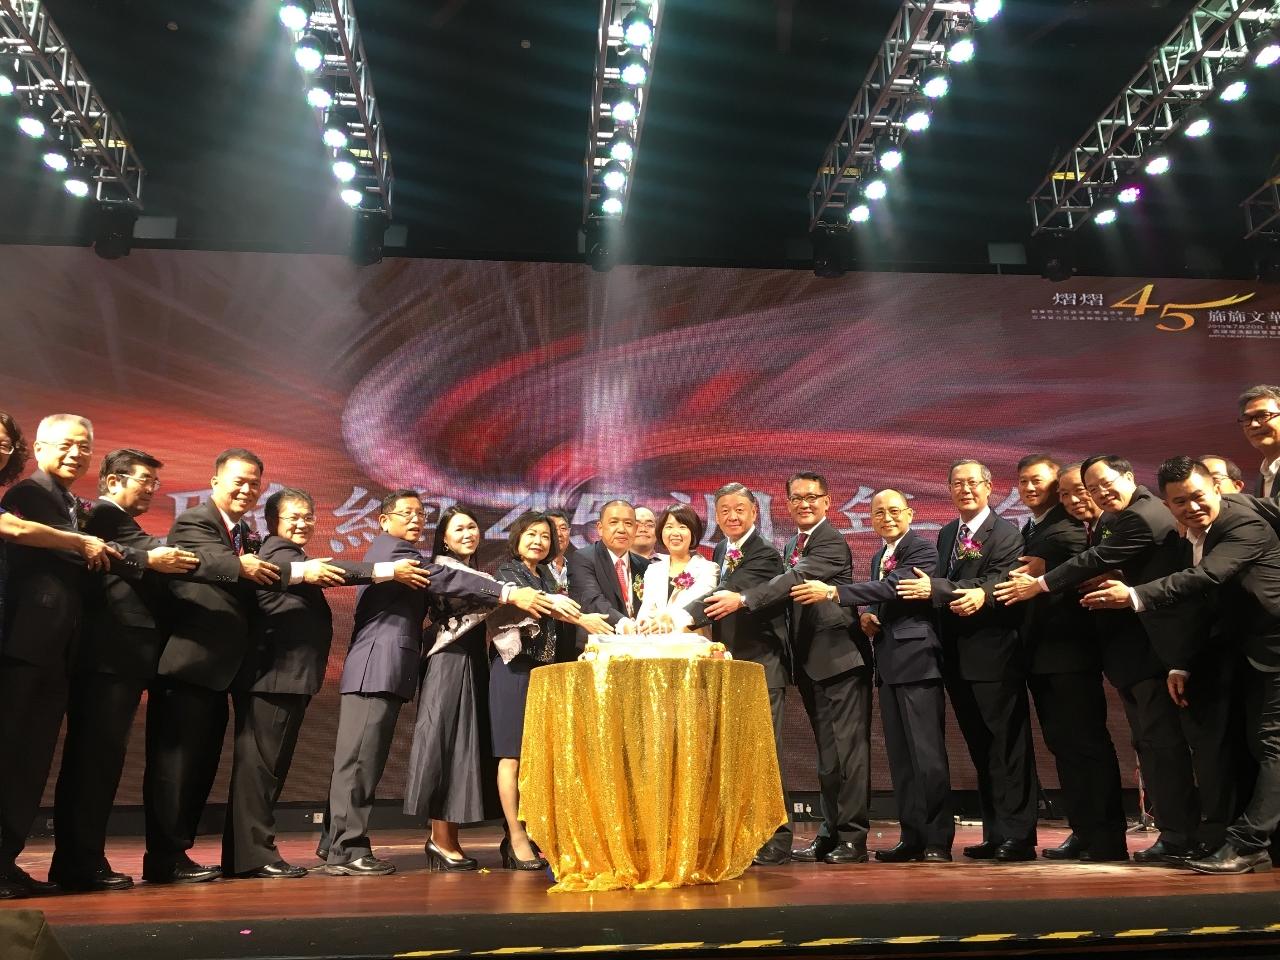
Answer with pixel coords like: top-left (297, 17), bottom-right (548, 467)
top-left (797, 665), bottom-right (871, 848)
top-left (880, 678), bottom-right (953, 850)
top-left (1178, 655), bottom-right (1252, 849)
top-left (0, 657), bottom-right (68, 865)
top-left (1118, 674), bottom-right (1199, 848)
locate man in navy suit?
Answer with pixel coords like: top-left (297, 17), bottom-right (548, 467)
top-left (1239, 385), bottom-right (1280, 501)
top-left (793, 488), bottom-right (951, 861)
top-left (567, 499), bottom-right (651, 642)
top-left (319, 490), bottom-right (555, 875)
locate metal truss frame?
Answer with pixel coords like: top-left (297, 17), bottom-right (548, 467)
top-left (807, 0), bottom-right (976, 230)
top-left (0, 0), bottom-right (144, 205)
top-left (582, 0), bottom-right (664, 224)
top-left (1244, 173), bottom-right (1280, 237)
top-left (1029, 0), bottom-right (1280, 234)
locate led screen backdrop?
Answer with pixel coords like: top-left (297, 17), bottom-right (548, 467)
top-left (1, 245), bottom-right (1277, 808)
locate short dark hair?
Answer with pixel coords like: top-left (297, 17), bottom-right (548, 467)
top-left (214, 447), bottom-right (263, 475)
top-left (264, 487), bottom-right (315, 532)
top-left (431, 503), bottom-right (480, 565)
top-left (545, 508), bottom-right (571, 525)
top-left (714, 482), bottom-right (756, 505)
top-left (598, 498), bottom-right (634, 519)
top-left (507, 510), bottom-right (558, 561)
top-left (1199, 454), bottom-right (1244, 485)
top-left (0, 411), bottom-right (30, 487)
top-left (1080, 455), bottom-right (1133, 479)
top-left (1238, 384), bottom-right (1280, 413)
top-left (97, 448), bottom-right (164, 495)
top-left (380, 488), bottom-right (420, 515)
top-left (1016, 454), bottom-right (1060, 474)
top-left (656, 503), bottom-right (705, 550)
top-left (1156, 456), bottom-right (1214, 493)
top-left (787, 471), bottom-right (828, 495)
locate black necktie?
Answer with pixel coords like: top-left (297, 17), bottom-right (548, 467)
top-left (230, 523), bottom-right (243, 556)
top-left (1022, 518), bottom-right (1035, 543)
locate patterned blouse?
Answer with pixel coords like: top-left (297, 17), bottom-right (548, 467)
top-left (495, 559), bottom-right (558, 665)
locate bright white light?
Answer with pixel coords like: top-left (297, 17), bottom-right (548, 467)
top-left (64, 176), bottom-right (89, 198)
top-left (621, 53), bottom-right (647, 86)
top-left (601, 195), bottom-right (623, 215)
top-left (611, 97), bottom-right (637, 124)
top-left (1117, 185), bottom-right (1141, 204)
top-left (602, 162), bottom-right (627, 192)
top-left (332, 152), bottom-right (358, 182)
top-left (42, 148), bottom-right (69, 172)
top-left (608, 134), bottom-right (634, 163)
top-left (306, 85), bottom-right (332, 109)
top-left (922, 74), bottom-right (949, 98)
top-left (904, 107), bottom-right (931, 132)
top-left (948, 37), bottom-right (975, 63)
top-left (340, 187), bottom-right (363, 208)
top-left (1144, 154), bottom-right (1170, 176)
top-left (0, 74), bottom-right (13, 98)
top-left (864, 178), bottom-right (887, 201)
top-left (17, 115), bottom-right (44, 138)
top-left (1255, 42), bottom-right (1280, 68)
top-left (1219, 79), bottom-right (1248, 102)
top-left (1094, 207), bottom-right (1117, 225)
top-left (1184, 116), bottom-right (1211, 138)
top-left (849, 204), bottom-right (871, 223)
top-left (294, 38), bottom-right (323, 72)
top-left (323, 124), bottom-right (348, 149)
top-left (623, 13), bottom-right (654, 47)
top-left (879, 147), bottom-right (903, 171)
top-left (972, 0), bottom-right (1001, 22)
top-left (279, 2), bottom-right (309, 31)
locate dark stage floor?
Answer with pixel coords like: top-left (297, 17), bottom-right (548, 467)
top-left (8, 823), bottom-right (1280, 960)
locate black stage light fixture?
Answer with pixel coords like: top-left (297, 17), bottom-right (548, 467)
top-left (584, 217), bottom-right (619, 273)
top-left (351, 209), bottom-right (388, 266)
top-left (1254, 237), bottom-right (1280, 284)
top-left (1035, 233), bottom-right (1075, 282)
top-left (810, 224), bottom-right (850, 278)
top-left (93, 202), bottom-right (138, 259)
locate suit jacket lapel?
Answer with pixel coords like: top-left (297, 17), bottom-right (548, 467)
top-left (938, 521), bottom-right (958, 576)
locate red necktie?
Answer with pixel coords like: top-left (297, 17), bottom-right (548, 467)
top-left (614, 556), bottom-right (630, 614)
top-left (788, 531), bottom-right (809, 567)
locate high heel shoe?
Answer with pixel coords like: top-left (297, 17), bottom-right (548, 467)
top-left (424, 840), bottom-right (478, 872)
top-left (499, 837), bottom-right (548, 871)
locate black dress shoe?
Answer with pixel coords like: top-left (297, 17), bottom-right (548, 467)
top-left (320, 855), bottom-right (396, 876)
top-left (1041, 834), bottom-right (1086, 860)
top-left (1133, 839), bottom-right (1194, 865)
top-left (791, 837), bottom-right (837, 862)
top-left (499, 838), bottom-right (548, 871)
top-left (962, 840), bottom-right (1000, 860)
top-left (142, 854), bottom-right (222, 885)
top-left (992, 839), bottom-right (1037, 862)
top-left (874, 842), bottom-right (924, 863)
top-left (0, 863), bottom-right (57, 896)
top-left (0, 880), bottom-right (26, 899)
top-left (52, 867), bottom-right (135, 892)
top-left (1187, 842), bottom-right (1273, 875)
top-left (823, 842), bottom-right (869, 864)
top-left (425, 841), bottom-right (478, 872)
top-left (922, 847), bottom-right (953, 863)
top-left (241, 860), bottom-right (308, 879)
top-left (752, 844), bottom-right (791, 866)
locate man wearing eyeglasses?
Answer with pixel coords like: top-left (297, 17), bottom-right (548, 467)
top-left (1200, 455), bottom-right (1246, 495)
top-left (1238, 385), bottom-right (1280, 502)
top-left (705, 472), bottom-right (870, 864)
top-left (994, 455), bottom-right (1201, 864)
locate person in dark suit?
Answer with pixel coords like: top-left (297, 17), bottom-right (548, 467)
top-left (222, 487), bottom-right (428, 879)
top-left (1013, 455), bottom-right (1127, 862)
top-left (144, 448), bottom-right (285, 885)
top-left (793, 488), bottom-right (952, 862)
top-left (705, 472), bottom-right (871, 864)
top-left (49, 449), bottom-right (202, 893)
top-left (1239, 385), bottom-right (1280, 501)
top-left (996, 454), bottom-right (1201, 863)
top-left (567, 499), bottom-right (651, 640)
top-left (544, 509), bottom-right (579, 663)
top-left (898, 460), bottom-right (1033, 861)
top-left (669, 482), bottom-right (791, 865)
top-left (1079, 459), bottom-right (1280, 873)
top-left (1200, 455), bottom-right (1246, 495)
top-left (0, 414), bottom-right (120, 898)
top-left (319, 490), bottom-right (556, 876)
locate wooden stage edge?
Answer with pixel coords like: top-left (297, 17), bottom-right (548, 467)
top-left (9, 823), bottom-right (1280, 960)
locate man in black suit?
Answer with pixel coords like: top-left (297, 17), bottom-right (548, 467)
top-left (1013, 455), bottom-right (1127, 862)
top-left (567, 499), bottom-right (651, 641)
top-left (49, 449), bottom-right (203, 892)
top-left (705, 472), bottom-right (871, 864)
top-left (899, 460), bottom-right (1032, 861)
top-left (1239, 385), bottom-right (1280, 501)
top-left (669, 482), bottom-right (791, 865)
top-left (1200, 455), bottom-right (1246, 495)
top-left (1080, 459), bottom-right (1280, 873)
top-left (544, 509), bottom-right (578, 663)
top-left (0, 414), bottom-right (116, 897)
top-left (996, 454), bottom-right (1201, 863)
top-left (793, 488), bottom-right (951, 862)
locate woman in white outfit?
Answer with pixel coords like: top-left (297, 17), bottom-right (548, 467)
top-left (634, 504), bottom-right (717, 637)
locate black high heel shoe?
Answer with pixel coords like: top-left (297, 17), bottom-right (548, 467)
top-left (499, 837), bottom-right (548, 871)
top-left (425, 840), bottom-right (478, 872)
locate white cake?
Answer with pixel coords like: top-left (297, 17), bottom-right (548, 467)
top-left (580, 632), bottom-right (731, 662)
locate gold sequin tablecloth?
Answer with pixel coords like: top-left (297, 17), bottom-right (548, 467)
top-left (518, 658), bottom-right (786, 892)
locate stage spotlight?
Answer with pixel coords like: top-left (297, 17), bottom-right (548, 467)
top-left (971, 0), bottom-right (1002, 23)
top-left (920, 63), bottom-right (950, 99)
top-left (16, 106), bottom-right (45, 139)
top-left (810, 224), bottom-right (851, 278)
top-left (849, 203), bottom-right (871, 223)
top-left (585, 216), bottom-right (620, 271)
top-left (1117, 185), bottom-right (1142, 204)
top-left (863, 177), bottom-right (887, 201)
top-left (601, 160), bottom-right (627, 192)
top-left (41, 141), bottom-right (72, 173)
top-left (294, 31), bottom-right (325, 72)
top-left (63, 165), bottom-right (91, 198)
top-left (340, 185), bottom-right (364, 207)
top-left (1094, 206), bottom-right (1117, 225)
top-left (93, 202), bottom-right (138, 259)
top-left (278, 0), bottom-right (313, 31)
top-left (948, 33), bottom-right (976, 64)
top-left (620, 50), bottom-right (647, 86)
top-left (622, 11), bottom-right (654, 47)
top-left (877, 142), bottom-right (903, 171)
top-left (350, 209), bottom-right (388, 266)
top-left (1218, 78), bottom-right (1248, 101)
top-left (331, 150), bottom-right (359, 182)
top-left (600, 194), bottom-right (623, 216)
top-left (1183, 113), bottom-right (1211, 138)
top-left (607, 131), bottom-right (634, 162)
top-left (611, 91), bottom-right (638, 124)
top-left (1144, 152), bottom-right (1171, 175)
top-left (904, 102), bottom-right (931, 132)
top-left (1254, 37), bottom-right (1280, 68)
top-left (323, 115), bottom-right (349, 149)
top-left (306, 79), bottom-right (332, 110)
top-left (0, 65), bottom-right (14, 98)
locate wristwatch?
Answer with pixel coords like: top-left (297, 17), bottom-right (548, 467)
top-left (826, 586), bottom-right (837, 602)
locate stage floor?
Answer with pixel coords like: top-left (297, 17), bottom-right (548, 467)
top-left (9, 822), bottom-right (1280, 959)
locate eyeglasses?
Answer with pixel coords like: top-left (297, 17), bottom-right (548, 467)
top-left (1238, 409), bottom-right (1280, 427)
top-left (280, 514), bottom-right (316, 525)
top-left (118, 474), bottom-right (161, 491)
top-left (1084, 476), bottom-right (1123, 497)
top-left (0, 440), bottom-right (13, 455)
top-left (788, 493), bottom-right (828, 505)
top-left (949, 478), bottom-right (988, 490)
top-left (47, 440), bottom-right (91, 455)
top-left (386, 509), bottom-right (426, 520)
top-left (871, 507), bottom-right (910, 520)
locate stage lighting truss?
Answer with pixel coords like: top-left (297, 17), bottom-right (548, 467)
top-left (808, 1), bottom-right (992, 230)
top-left (1243, 173), bottom-right (1280, 238)
top-left (1029, 0), bottom-right (1280, 233)
top-left (280, 0), bottom-right (393, 215)
top-left (0, 0), bottom-right (144, 204)
top-left (582, 0), bottom-right (663, 225)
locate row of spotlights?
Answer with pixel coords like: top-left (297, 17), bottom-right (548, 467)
top-left (6, 93), bottom-right (93, 197)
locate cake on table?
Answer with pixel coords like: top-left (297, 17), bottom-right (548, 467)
top-left (580, 632), bottom-right (731, 662)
